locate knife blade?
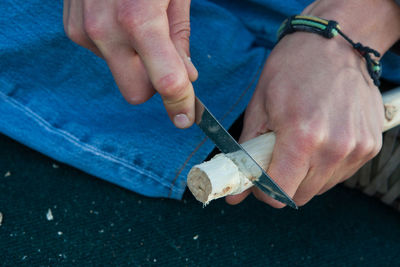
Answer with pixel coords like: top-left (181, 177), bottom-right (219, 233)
top-left (195, 97), bottom-right (297, 209)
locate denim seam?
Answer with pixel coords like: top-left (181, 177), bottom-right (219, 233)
top-left (0, 91), bottom-right (171, 189)
top-left (168, 49), bottom-right (268, 197)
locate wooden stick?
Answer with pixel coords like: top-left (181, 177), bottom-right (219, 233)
top-left (382, 88), bottom-right (400, 131)
top-left (187, 87), bottom-right (400, 205)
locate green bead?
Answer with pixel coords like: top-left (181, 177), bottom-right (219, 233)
top-left (373, 65), bottom-right (381, 72)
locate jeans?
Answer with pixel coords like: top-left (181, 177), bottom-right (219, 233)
top-left (1, 0), bottom-right (399, 199)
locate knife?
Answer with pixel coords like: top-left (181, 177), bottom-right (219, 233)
top-left (195, 97), bottom-right (297, 209)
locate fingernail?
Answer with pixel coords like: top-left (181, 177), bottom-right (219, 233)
top-left (187, 57), bottom-right (191, 61)
top-left (174, 114), bottom-right (190, 128)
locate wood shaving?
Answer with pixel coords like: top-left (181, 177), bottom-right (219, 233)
top-left (0, 212), bottom-right (3, 226)
top-left (46, 209), bottom-right (54, 221)
top-left (4, 171), bottom-right (11, 177)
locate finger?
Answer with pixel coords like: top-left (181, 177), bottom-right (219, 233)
top-left (317, 129), bottom-right (382, 195)
top-left (293, 130), bottom-right (356, 204)
top-left (225, 189), bottom-right (252, 205)
top-left (239, 90), bottom-right (270, 144)
top-left (317, 165), bottom-right (360, 195)
top-left (317, 151), bottom-right (376, 195)
top-left (104, 47), bottom-right (156, 104)
top-left (254, 131), bottom-right (312, 208)
top-left (239, 89), bottom-right (310, 208)
top-left (292, 164), bottom-right (335, 206)
top-left (117, 1), bottom-right (195, 128)
top-left (185, 57), bottom-right (198, 83)
top-left (226, 100), bottom-right (269, 205)
top-left (315, 144), bottom-right (372, 196)
top-left (67, 0), bottom-right (103, 57)
top-left (168, 0), bottom-right (198, 82)
top-left (63, 0), bottom-right (70, 29)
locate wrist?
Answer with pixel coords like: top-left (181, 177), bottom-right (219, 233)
top-left (276, 13), bottom-right (384, 86)
top-left (303, 0), bottom-right (400, 54)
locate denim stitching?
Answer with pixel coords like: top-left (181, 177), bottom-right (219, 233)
top-left (0, 91), bottom-right (172, 189)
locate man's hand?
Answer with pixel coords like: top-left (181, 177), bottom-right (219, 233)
top-left (227, 34), bottom-right (384, 207)
top-left (63, 0), bottom-right (198, 128)
top-left (226, 0), bottom-right (400, 207)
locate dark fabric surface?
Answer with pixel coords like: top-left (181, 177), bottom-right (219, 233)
top-left (1, 133), bottom-right (400, 266)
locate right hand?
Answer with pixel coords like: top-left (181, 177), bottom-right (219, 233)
top-left (63, 0), bottom-right (198, 128)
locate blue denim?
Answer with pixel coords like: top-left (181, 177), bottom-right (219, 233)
top-left (1, 0), bottom-right (399, 199)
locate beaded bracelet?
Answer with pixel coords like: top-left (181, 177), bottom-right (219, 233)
top-left (277, 15), bottom-right (382, 87)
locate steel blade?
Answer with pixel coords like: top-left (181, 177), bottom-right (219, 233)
top-left (195, 97), bottom-right (297, 209)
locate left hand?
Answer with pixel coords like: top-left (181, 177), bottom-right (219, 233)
top-left (224, 0), bottom-right (400, 207)
top-left (226, 31), bottom-right (384, 207)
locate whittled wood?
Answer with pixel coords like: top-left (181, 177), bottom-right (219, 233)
top-left (383, 87), bottom-right (400, 131)
top-left (188, 87), bottom-right (400, 204)
top-left (188, 133), bottom-right (276, 204)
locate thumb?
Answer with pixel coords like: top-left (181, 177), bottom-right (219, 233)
top-left (168, 0), bottom-right (198, 82)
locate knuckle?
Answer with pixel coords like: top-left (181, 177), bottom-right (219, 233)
top-left (83, 16), bottom-right (106, 40)
top-left (117, 4), bottom-right (149, 34)
top-left (354, 139), bottom-right (374, 158)
top-left (353, 136), bottom-right (381, 160)
top-left (155, 73), bottom-right (189, 100)
top-left (293, 125), bottom-right (325, 153)
top-left (371, 145), bottom-right (382, 158)
top-left (372, 136), bottom-right (383, 157)
top-left (329, 138), bottom-right (356, 162)
top-left (170, 21), bottom-right (191, 41)
top-left (64, 24), bottom-right (84, 43)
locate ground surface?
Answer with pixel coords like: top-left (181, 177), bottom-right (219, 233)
top-left (1, 133), bottom-right (400, 266)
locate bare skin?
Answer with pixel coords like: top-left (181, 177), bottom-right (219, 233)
top-left (64, 0), bottom-right (400, 207)
top-left (63, 0), bottom-right (198, 129)
top-left (226, 0), bottom-right (400, 207)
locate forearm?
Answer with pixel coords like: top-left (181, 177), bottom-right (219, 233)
top-left (303, 0), bottom-right (400, 54)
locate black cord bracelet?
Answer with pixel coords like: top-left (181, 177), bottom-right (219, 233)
top-left (277, 15), bottom-right (382, 87)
